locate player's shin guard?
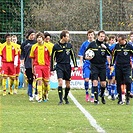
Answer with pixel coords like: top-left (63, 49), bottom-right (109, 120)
top-left (58, 86), bottom-right (63, 102)
top-left (93, 86), bottom-right (98, 101)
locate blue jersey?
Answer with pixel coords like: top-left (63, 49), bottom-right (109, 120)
top-left (109, 43), bottom-right (116, 51)
top-left (78, 40), bottom-right (91, 79)
top-left (78, 40), bottom-right (90, 65)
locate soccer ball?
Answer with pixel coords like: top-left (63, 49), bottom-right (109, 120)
top-left (85, 49), bottom-right (95, 60)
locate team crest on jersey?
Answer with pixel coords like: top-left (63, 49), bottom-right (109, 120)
top-left (66, 49), bottom-right (70, 55)
top-left (124, 51), bottom-right (128, 55)
top-left (101, 51), bottom-right (105, 56)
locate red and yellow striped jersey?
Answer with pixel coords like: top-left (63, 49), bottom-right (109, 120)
top-left (30, 42), bottom-right (53, 66)
top-left (0, 42), bottom-right (18, 62)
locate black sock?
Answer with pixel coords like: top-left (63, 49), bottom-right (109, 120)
top-left (100, 86), bottom-right (105, 97)
top-left (93, 86), bottom-right (98, 101)
top-left (58, 86), bottom-right (63, 102)
top-left (64, 87), bottom-right (70, 100)
top-left (126, 83), bottom-right (131, 101)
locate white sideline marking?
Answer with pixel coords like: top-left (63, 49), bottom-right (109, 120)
top-left (69, 92), bottom-right (106, 133)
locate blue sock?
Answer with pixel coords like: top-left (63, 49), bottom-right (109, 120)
top-left (84, 81), bottom-right (89, 95)
top-left (91, 88), bottom-right (94, 98)
top-left (107, 85), bottom-right (111, 95)
top-left (111, 84), bottom-right (116, 97)
top-left (28, 84), bottom-right (33, 97)
top-left (131, 82), bottom-right (133, 94)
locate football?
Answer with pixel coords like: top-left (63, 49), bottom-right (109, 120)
top-left (85, 49), bottom-right (95, 60)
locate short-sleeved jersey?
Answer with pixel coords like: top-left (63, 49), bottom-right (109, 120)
top-left (30, 42), bottom-right (52, 66)
top-left (0, 42), bottom-right (18, 62)
top-left (78, 40), bottom-right (90, 65)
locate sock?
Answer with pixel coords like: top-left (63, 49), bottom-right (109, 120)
top-left (84, 81), bottom-right (89, 95)
top-left (93, 86), bottom-right (98, 101)
top-left (14, 79), bottom-right (19, 90)
top-left (126, 83), bottom-right (131, 101)
top-left (58, 86), bottom-right (63, 102)
top-left (28, 84), bottom-right (33, 97)
top-left (9, 78), bottom-right (14, 92)
top-left (107, 84), bottom-right (111, 95)
top-left (111, 84), bottom-right (116, 97)
top-left (2, 78), bottom-right (6, 91)
top-left (64, 87), bottom-right (70, 100)
top-left (91, 87), bottom-right (94, 98)
top-left (100, 86), bottom-right (105, 97)
top-left (117, 83), bottom-right (122, 101)
top-left (37, 85), bottom-right (42, 100)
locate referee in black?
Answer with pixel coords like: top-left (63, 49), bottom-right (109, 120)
top-left (85, 30), bottom-right (112, 104)
top-left (50, 30), bottom-right (78, 105)
top-left (111, 34), bottom-right (133, 105)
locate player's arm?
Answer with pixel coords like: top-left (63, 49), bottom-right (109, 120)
top-left (50, 46), bottom-right (56, 71)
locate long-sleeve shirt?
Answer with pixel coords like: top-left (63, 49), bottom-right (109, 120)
top-left (50, 41), bottom-right (77, 71)
top-left (111, 42), bottom-right (133, 65)
top-left (20, 39), bottom-right (36, 68)
top-left (85, 39), bottom-right (112, 64)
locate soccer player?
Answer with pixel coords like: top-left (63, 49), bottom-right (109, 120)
top-left (43, 32), bottom-right (54, 100)
top-left (20, 29), bottom-right (36, 101)
top-left (111, 34), bottom-right (133, 105)
top-left (78, 29), bottom-right (95, 102)
top-left (128, 31), bottom-right (133, 98)
top-left (106, 35), bottom-right (117, 100)
top-left (11, 35), bottom-right (21, 94)
top-left (0, 34), bottom-right (18, 96)
top-left (50, 30), bottom-right (78, 105)
top-left (30, 32), bottom-right (53, 102)
top-left (85, 30), bottom-right (112, 104)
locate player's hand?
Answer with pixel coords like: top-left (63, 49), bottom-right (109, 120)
top-left (50, 71), bottom-right (54, 76)
top-left (73, 67), bottom-right (78, 71)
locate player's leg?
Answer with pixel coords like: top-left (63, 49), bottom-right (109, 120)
top-left (25, 68), bottom-right (34, 101)
top-left (83, 65), bottom-right (91, 102)
top-left (99, 66), bottom-right (107, 104)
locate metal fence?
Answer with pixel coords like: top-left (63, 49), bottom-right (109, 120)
top-left (0, 0), bottom-right (133, 45)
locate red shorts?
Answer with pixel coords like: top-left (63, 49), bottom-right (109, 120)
top-left (34, 65), bottom-right (50, 81)
top-left (1, 62), bottom-right (16, 77)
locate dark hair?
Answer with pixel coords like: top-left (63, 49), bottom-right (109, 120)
top-left (36, 31), bottom-right (44, 39)
top-left (26, 29), bottom-right (36, 39)
top-left (129, 31), bottom-right (133, 36)
top-left (117, 34), bottom-right (127, 40)
top-left (109, 35), bottom-right (116, 40)
top-left (60, 30), bottom-right (69, 39)
top-left (44, 32), bottom-right (51, 38)
top-left (87, 29), bottom-right (95, 36)
top-left (4, 33), bottom-right (11, 39)
top-left (97, 30), bottom-right (106, 36)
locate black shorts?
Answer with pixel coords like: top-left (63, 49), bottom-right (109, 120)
top-left (115, 64), bottom-right (132, 83)
top-left (55, 64), bottom-right (71, 80)
top-left (91, 63), bottom-right (106, 81)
